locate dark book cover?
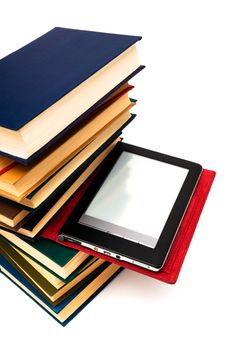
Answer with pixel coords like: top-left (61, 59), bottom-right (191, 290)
top-left (0, 27), bottom-right (141, 130)
top-left (0, 67), bottom-right (143, 164)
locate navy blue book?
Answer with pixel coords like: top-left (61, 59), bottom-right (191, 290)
top-left (0, 27), bottom-right (143, 163)
top-left (0, 254), bottom-right (122, 326)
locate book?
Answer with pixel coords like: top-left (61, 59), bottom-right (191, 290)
top-left (0, 233), bottom-right (89, 280)
top-left (0, 200), bottom-right (29, 227)
top-left (0, 110), bottom-right (134, 209)
top-left (0, 238), bottom-right (107, 305)
top-left (15, 247), bottom-right (95, 286)
top-left (0, 157), bottom-right (17, 175)
top-left (0, 27), bottom-right (142, 162)
top-left (41, 169), bottom-right (215, 284)
top-left (1, 69), bottom-right (143, 166)
top-left (0, 254), bottom-right (122, 326)
top-left (0, 90), bottom-right (133, 200)
top-left (20, 170), bottom-right (98, 240)
top-left (0, 138), bottom-right (120, 239)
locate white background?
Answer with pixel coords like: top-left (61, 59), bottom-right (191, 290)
top-left (0, 1), bottom-right (232, 349)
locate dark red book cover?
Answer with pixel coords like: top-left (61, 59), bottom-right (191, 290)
top-left (41, 169), bottom-right (215, 284)
top-left (0, 160), bottom-right (17, 175)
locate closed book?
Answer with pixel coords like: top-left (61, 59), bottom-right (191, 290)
top-left (0, 238), bottom-right (107, 306)
top-left (0, 27), bottom-right (143, 162)
top-left (0, 200), bottom-right (28, 227)
top-left (0, 234), bottom-right (89, 279)
top-left (0, 157), bottom-right (17, 175)
top-left (0, 254), bottom-right (122, 326)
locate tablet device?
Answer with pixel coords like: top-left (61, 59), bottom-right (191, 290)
top-left (59, 142), bottom-right (202, 271)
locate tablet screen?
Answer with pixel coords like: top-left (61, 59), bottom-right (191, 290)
top-left (79, 151), bottom-right (189, 248)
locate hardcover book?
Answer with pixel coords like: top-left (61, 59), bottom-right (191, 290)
top-left (0, 200), bottom-right (28, 227)
top-left (0, 157), bottom-right (17, 175)
top-left (0, 238), bottom-right (107, 305)
top-left (0, 254), bottom-right (122, 326)
top-left (0, 27), bottom-right (143, 162)
top-left (0, 233), bottom-right (89, 280)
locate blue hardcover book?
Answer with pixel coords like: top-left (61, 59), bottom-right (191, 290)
top-left (0, 254), bottom-right (122, 326)
top-left (0, 27), bottom-right (143, 163)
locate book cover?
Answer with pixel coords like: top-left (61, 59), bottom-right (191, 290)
top-left (0, 157), bottom-right (17, 175)
top-left (0, 27), bottom-right (143, 163)
top-left (0, 27), bottom-right (141, 130)
top-left (0, 200), bottom-right (28, 227)
top-left (0, 68), bottom-right (143, 164)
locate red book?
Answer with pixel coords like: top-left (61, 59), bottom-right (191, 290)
top-left (41, 168), bottom-right (215, 284)
top-left (0, 157), bottom-right (17, 175)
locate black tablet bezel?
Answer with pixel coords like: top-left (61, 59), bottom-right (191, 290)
top-left (60, 142), bottom-right (202, 270)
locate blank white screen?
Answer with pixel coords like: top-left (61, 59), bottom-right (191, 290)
top-left (82, 152), bottom-right (188, 248)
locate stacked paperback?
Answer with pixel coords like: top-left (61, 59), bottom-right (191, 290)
top-left (0, 28), bottom-right (215, 326)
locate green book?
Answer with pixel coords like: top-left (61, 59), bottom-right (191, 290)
top-left (0, 229), bottom-right (89, 279)
top-left (0, 238), bottom-right (105, 306)
top-left (27, 238), bottom-right (78, 267)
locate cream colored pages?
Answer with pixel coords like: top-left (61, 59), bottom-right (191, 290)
top-left (0, 110), bottom-right (131, 206)
top-left (25, 111), bottom-right (131, 208)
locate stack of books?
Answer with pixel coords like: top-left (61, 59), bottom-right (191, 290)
top-left (0, 27), bottom-right (144, 325)
top-left (0, 27), bottom-right (216, 326)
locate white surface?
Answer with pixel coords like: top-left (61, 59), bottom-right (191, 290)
top-left (0, 1), bottom-right (232, 349)
top-left (82, 151), bottom-right (188, 247)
